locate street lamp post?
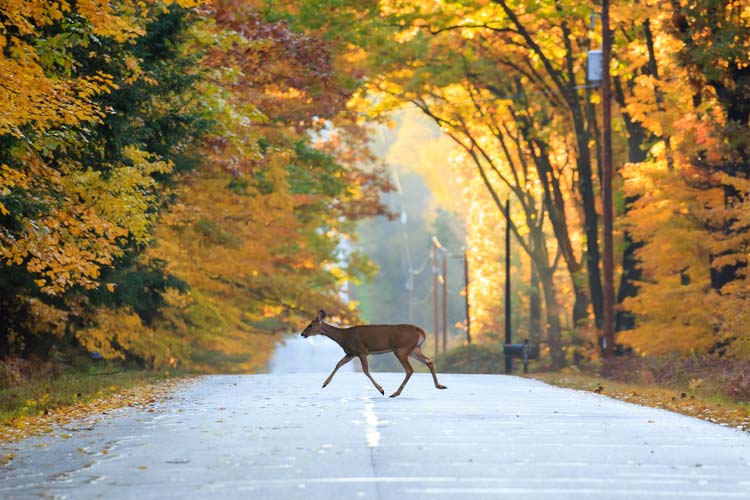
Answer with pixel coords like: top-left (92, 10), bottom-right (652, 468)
top-left (442, 249), bottom-right (448, 354)
top-left (432, 239), bottom-right (439, 359)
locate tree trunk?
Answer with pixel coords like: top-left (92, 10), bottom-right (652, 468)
top-left (529, 262), bottom-right (542, 347)
top-left (571, 270), bottom-right (590, 327)
top-left (539, 267), bottom-right (564, 369)
top-left (572, 116), bottom-right (604, 329)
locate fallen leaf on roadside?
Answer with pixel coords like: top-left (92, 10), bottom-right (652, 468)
top-left (1, 378), bottom-right (193, 445)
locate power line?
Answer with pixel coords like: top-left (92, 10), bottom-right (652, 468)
top-left (415, 285), bottom-right (435, 304)
top-left (410, 256), bottom-right (431, 276)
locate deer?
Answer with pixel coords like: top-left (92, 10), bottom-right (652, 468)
top-left (300, 309), bottom-right (447, 398)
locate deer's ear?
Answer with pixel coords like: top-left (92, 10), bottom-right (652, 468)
top-left (317, 309), bottom-right (326, 321)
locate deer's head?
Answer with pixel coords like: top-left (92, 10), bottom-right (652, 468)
top-left (301, 309), bottom-right (326, 337)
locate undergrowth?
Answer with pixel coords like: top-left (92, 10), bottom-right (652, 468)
top-left (0, 356), bottom-right (170, 425)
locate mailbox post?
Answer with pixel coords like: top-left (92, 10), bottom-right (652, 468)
top-left (503, 340), bottom-right (540, 374)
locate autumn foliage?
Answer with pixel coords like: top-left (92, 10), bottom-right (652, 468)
top-left (4, 0), bottom-right (750, 373)
top-left (0, 0), bottom-right (392, 371)
top-left (265, 0), bottom-right (750, 367)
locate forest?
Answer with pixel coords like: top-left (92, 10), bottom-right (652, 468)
top-left (0, 0), bottom-right (394, 375)
top-left (2, 0), bottom-right (750, 388)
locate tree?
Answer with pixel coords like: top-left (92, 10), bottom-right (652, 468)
top-left (0, 0), bottom-right (394, 370)
top-left (0, 1), bottom-right (205, 360)
top-left (617, 0), bottom-right (750, 358)
top-left (278, 0), bottom-right (608, 365)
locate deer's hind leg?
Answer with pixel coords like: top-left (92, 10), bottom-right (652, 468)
top-left (389, 348), bottom-right (415, 398)
top-left (358, 354), bottom-right (384, 395)
top-left (409, 347), bottom-right (447, 390)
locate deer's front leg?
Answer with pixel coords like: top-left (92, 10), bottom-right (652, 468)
top-left (322, 354), bottom-right (354, 388)
top-left (358, 354), bottom-right (384, 395)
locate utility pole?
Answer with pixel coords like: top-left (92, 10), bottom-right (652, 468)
top-left (432, 239), bottom-right (439, 359)
top-left (504, 198), bottom-right (512, 375)
top-left (442, 249), bottom-right (448, 353)
top-left (407, 266), bottom-right (414, 324)
top-left (463, 250), bottom-right (471, 344)
top-left (601, 0), bottom-right (615, 358)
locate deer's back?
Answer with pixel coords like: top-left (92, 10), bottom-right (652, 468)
top-left (346, 324), bottom-right (425, 353)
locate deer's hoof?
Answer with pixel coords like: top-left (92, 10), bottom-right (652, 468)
top-left (322, 383), bottom-right (328, 388)
top-left (437, 385), bottom-right (447, 390)
top-left (389, 392), bottom-right (400, 398)
top-left (378, 388), bottom-right (384, 395)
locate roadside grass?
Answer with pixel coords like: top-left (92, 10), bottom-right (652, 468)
top-left (0, 360), bottom-right (187, 446)
top-left (435, 343), bottom-right (504, 374)
top-left (0, 367), bottom-right (165, 424)
top-left (433, 343), bottom-right (750, 431)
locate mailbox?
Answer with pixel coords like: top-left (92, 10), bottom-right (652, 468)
top-left (503, 340), bottom-right (540, 373)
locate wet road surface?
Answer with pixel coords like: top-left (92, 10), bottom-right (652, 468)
top-left (3, 372), bottom-right (750, 499)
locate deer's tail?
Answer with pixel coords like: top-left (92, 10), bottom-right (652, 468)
top-left (415, 327), bottom-right (427, 347)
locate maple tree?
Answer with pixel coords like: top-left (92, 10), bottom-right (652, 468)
top-left (279, 0), bottom-right (750, 366)
top-left (143, 1), bottom-right (392, 371)
top-left (5, 0), bottom-right (750, 372)
top-left (0, 0), bottom-right (393, 370)
top-left (0, 1), bottom-right (205, 361)
top-left (277, 0), bottom-right (606, 366)
top-left (615, 0), bottom-right (750, 358)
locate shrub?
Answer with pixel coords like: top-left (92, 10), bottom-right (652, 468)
top-left (723, 371), bottom-right (750, 401)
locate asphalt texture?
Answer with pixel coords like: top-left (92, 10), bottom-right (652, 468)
top-left (3, 340), bottom-right (750, 499)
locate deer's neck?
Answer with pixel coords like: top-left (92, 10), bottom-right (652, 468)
top-left (321, 322), bottom-right (347, 346)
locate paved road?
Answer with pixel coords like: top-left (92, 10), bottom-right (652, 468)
top-left (3, 372), bottom-right (750, 499)
top-left (267, 334), bottom-right (360, 373)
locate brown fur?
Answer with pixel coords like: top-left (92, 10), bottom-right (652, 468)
top-left (302, 310), bottom-right (446, 397)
